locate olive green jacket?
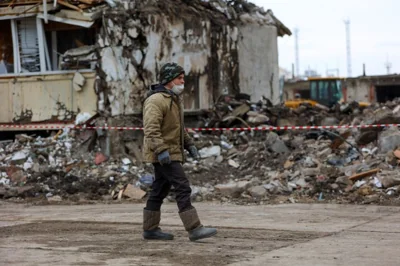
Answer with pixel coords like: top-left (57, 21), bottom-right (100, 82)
top-left (142, 86), bottom-right (194, 163)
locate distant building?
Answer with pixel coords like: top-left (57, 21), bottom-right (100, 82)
top-left (304, 69), bottom-right (320, 78)
top-left (345, 74), bottom-right (400, 103)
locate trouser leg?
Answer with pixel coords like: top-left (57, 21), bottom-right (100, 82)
top-left (153, 162), bottom-right (193, 213)
top-left (145, 163), bottom-right (171, 211)
top-left (142, 164), bottom-right (174, 240)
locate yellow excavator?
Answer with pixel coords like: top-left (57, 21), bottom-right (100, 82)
top-left (285, 77), bottom-right (370, 109)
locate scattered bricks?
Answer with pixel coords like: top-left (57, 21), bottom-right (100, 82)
top-left (95, 152), bottom-right (108, 165)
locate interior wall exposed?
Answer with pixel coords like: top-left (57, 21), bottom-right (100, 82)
top-left (376, 85), bottom-right (400, 103)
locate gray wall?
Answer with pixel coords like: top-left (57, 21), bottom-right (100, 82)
top-left (345, 79), bottom-right (371, 103)
top-left (238, 25), bottom-right (279, 104)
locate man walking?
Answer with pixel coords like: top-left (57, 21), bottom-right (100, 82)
top-left (142, 62), bottom-right (217, 241)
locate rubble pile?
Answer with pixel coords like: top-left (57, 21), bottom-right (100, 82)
top-left (186, 99), bottom-right (400, 205)
top-left (0, 130), bottom-right (153, 202)
top-left (2, 100), bottom-right (400, 205)
top-left (186, 129), bottom-right (400, 205)
top-left (198, 94), bottom-right (368, 129)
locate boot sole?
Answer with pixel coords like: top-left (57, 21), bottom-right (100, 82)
top-left (143, 235), bottom-right (174, 240)
top-left (189, 230), bottom-right (217, 242)
top-left (142, 232), bottom-right (174, 240)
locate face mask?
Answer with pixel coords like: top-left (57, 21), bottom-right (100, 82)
top-left (171, 82), bottom-right (184, 95)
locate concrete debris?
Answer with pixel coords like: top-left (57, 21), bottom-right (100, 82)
top-left (11, 150), bottom-right (29, 163)
top-left (228, 159), bottom-right (240, 168)
top-left (378, 171), bottom-right (400, 188)
top-left (248, 186), bottom-right (267, 198)
top-left (3, 101), bottom-right (400, 206)
top-left (198, 93), bottom-right (378, 133)
top-left (378, 127), bottom-right (400, 153)
top-left (75, 112), bottom-right (93, 125)
top-left (47, 195), bottom-right (63, 202)
top-left (215, 182), bottom-right (242, 198)
top-left (72, 72), bottom-right (86, 92)
top-left (64, 45), bottom-right (96, 57)
top-left (199, 146), bottom-right (221, 158)
top-left (122, 184), bottom-right (146, 199)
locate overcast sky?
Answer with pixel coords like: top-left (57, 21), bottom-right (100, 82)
top-left (250, 0), bottom-right (400, 77)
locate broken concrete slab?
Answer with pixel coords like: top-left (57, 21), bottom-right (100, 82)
top-left (248, 186), bottom-right (267, 198)
top-left (123, 184), bottom-right (146, 199)
top-left (73, 72), bottom-right (86, 92)
top-left (215, 182), bottom-right (242, 198)
top-left (379, 128), bottom-right (400, 153)
top-left (199, 146), bottom-right (221, 158)
top-left (11, 150), bottom-right (29, 163)
top-left (265, 132), bottom-right (290, 156)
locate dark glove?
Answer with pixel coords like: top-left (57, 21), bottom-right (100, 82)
top-left (158, 150), bottom-right (171, 165)
top-left (188, 145), bottom-right (200, 159)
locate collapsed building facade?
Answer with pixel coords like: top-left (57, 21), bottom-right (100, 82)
top-left (0, 0), bottom-right (291, 128)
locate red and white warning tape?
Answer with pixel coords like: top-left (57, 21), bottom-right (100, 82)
top-left (0, 124), bottom-right (399, 131)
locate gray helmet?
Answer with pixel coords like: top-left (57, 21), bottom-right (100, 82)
top-left (159, 63), bottom-right (185, 85)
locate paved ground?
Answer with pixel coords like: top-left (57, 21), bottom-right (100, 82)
top-left (1, 202), bottom-right (400, 266)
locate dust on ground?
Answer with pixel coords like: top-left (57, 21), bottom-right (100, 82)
top-left (0, 221), bottom-right (326, 266)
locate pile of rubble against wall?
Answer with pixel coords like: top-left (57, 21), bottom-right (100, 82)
top-left (193, 94), bottom-right (376, 130)
top-left (2, 100), bottom-right (400, 205)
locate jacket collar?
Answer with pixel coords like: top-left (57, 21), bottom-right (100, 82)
top-left (148, 84), bottom-right (175, 98)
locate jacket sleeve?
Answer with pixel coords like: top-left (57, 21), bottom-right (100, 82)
top-left (143, 98), bottom-right (169, 155)
top-left (183, 128), bottom-right (194, 150)
top-left (179, 98), bottom-right (194, 150)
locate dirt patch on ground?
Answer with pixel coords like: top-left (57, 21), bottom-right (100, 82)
top-left (0, 221), bottom-right (327, 265)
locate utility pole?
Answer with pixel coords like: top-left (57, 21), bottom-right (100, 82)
top-left (344, 19), bottom-right (352, 77)
top-left (294, 28), bottom-right (300, 78)
top-left (385, 56), bottom-right (392, 74)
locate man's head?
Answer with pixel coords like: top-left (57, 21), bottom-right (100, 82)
top-left (159, 63), bottom-right (185, 94)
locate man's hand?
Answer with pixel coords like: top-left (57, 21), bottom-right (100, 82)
top-left (188, 145), bottom-right (200, 160)
top-left (158, 150), bottom-right (171, 165)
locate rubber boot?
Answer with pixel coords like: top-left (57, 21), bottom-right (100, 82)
top-left (179, 207), bottom-right (217, 241)
top-left (142, 209), bottom-right (174, 240)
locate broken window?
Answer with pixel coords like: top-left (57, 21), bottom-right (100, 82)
top-left (44, 21), bottom-right (98, 71)
top-left (17, 17), bottom-right (41, 73)
top-left (0, 20), bottom-right (13, 74)
top-left (0, 16), bottom-right (98, 75)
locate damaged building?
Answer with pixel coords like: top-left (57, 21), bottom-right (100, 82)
top-left (345, 74), bottom-right (400, 104)
top-left (283, 74), bottom-right (400, 105)
top-left (0, 0), bottom-right (291, 127)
